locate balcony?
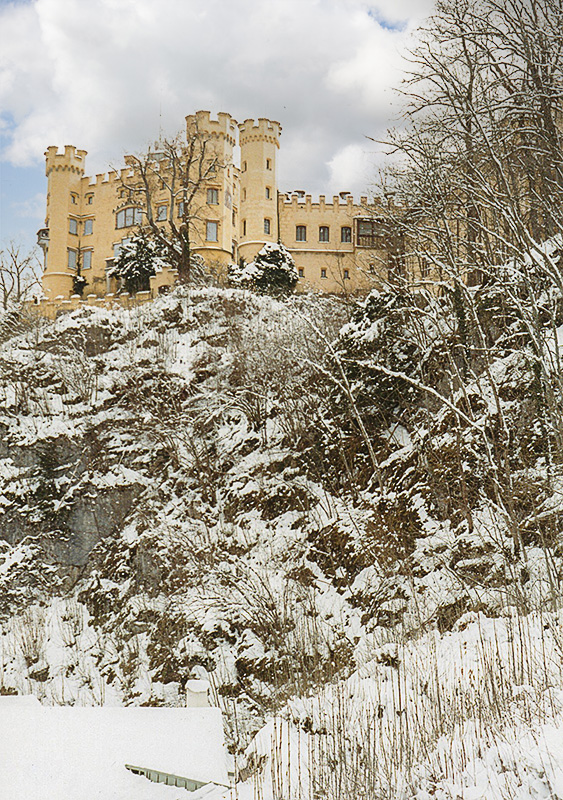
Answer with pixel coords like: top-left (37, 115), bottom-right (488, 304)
top-left (36, 228), bottom-right (49, 251)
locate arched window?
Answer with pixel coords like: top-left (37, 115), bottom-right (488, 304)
top-left (116, 207), bottom-right (142, 229)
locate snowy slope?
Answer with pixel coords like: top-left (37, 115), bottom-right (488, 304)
top-left (2, 280), bottom-right (563, 797)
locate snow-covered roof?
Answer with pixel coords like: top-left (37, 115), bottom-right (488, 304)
top-left (0, 696), bottom-right (229, 800)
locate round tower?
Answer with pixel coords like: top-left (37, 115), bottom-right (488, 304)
top-left (42, 145), bottom-right (87, 299)
top-left (238, 117), bottom-right (281, 264)
top-left (185, 111), bottom-right (238, 269)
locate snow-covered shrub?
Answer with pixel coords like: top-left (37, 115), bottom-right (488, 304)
top-left (108, 233), bottom-right (169, 295)
top-left (229, 243), bottom-right (298, 296)
top-left (73, 274), bottom-right (87, 297)
top-left (335, 289), bottom-right (453, 429)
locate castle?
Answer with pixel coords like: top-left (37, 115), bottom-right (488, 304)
top-left (38, 111), bottom-right (403, 304)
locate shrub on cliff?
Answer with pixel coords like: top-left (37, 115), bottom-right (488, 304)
top-left (229, 243), bottom-right (298, 296)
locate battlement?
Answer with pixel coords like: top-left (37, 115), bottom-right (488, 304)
top-left (238, 117), bottom-right (282, 146)
top-left (86, 167), bottom-right (134, 187)
top-left (281, 193), bottom-right (358, 211)
top-left (186, 110), bottom-right (237, 145)
top-left (45, 145), bottom-right (87, 176)
top-left (279, 193), bottom-right (391, 216)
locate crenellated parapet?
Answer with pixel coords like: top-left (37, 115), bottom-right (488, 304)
top-left (186, 110), bottom-right (237, 146)
top-left (238, 117), bottom-right (281, 147)
top-left (282, 193), bottom-right (357, 212)
top-left (280, 193), bottom-right (388, 214)
top-left (45, 145), bottom-right (87, 176)
top-left (86, 167), bottom-right (135, 187)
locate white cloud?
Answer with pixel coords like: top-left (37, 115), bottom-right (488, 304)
top-left (11, 191), bottom-right (45, 220)
top-left (327, 143), bottom-right (370, 196)
top-left (0, 0), bottom-right (436, 195)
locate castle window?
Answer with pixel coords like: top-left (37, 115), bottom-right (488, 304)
top-left (356, 218), bottom-right (383, 248)
top-left (343, 269), bottom-right (350, 279)
top-left (296, 225), bottom-right (307, 241)
top-left (320, 268), bottom-right (327, 278)
top-left (266, 187), bottom-right (271, 199)
top-left (264, 218), bottom-right (271, 235)
top-left (177, 201), bottom-right (184, 217)
top-left (206, 221), bottom-right (218, 242)
top-left (71, 194), bottom-right (78, 205)
top-left (319, 226), bottom-right (329, 242)
top-left (113, 238), bottom-right (131, 258)
top-left (67, 249), bottom-right (78, 269)
top-left (81, 250), bottom-right (92, 269)
top-left (116, 207), bottom-right (142, 228)
top-left (232, 209), bottom-right (236, 225)
top-left (69, 218), bottom-right (78, 235)
top-left (242, 220), bottom-right (246, 236)
top-left (266, 159), bottom-right (272, 170)
top-left (207, 188), bottom-right (219, 205)
top-left (84, 218), bottom-right (93, 236)
top-left (341, 226), bottom-right (352, 243)
top-left (86, 194), bottom-right (94, 205)
top-left (242, 189), bottom-right (247, 201)
top-left (156, 205), bottom-right (168, 221)
top-left (420, 257), bottom-right (430, 278)
top-left (298, 267), bottom-right (304, 277)
top-left (242, 161), bottom-right (247, 172)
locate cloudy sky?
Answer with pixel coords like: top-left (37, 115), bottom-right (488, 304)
top-left (0, 0), bottom-right (434, 251)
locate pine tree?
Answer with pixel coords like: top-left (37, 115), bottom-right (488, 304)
top-left (229, 243), bottom-right (298, 296)
top-left (109, 234), bottom-right (168, 295)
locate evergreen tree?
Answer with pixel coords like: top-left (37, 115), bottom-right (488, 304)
top-left (229, 243), bottom-right (298, 296)
top-left (109, 234), bottom-right (168, 295)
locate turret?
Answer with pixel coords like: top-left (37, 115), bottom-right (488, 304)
top-left (45, 145), bottom-right (87, 177)
top-left (185, 110), bottom-right (237, 147)
top-left (42, 146), bottom-right (88, 299)
top-left (238, 117), bottom-right (281, 263)
top-left (184, 112), bottom-right (238, 268)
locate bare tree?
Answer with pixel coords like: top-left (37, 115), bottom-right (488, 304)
top-left (119, 116), bottom-right (226, 283)
top-left (386, 0), bottom-right (563, 277)
top-left (353, 0), bottom-right (563, 561)
top-left (0, 243), bottom-right (40, 310)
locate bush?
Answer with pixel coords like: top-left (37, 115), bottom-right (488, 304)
top-left (109, 234), bottom-right (169, 295)
top-left (229, 243), bottom-right (298, 296)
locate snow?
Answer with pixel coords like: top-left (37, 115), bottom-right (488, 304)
top-left (0, 697), bottom-right (229, 800)
top-left (224, 610), bottom-right (563, 800)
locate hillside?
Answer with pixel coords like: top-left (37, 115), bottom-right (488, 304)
top-left (2, 272), bottom-right (563, 798)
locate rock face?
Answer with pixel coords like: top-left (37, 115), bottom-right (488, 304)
top-left (0, 428), bottom-right (143, 565)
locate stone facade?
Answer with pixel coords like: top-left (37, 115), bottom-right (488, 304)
top-left (38, 111), bottom-right (405, 301)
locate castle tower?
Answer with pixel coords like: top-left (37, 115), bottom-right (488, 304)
top-left (185, 111), bottom-right (238, 267)
top-left (238, 117), bottom-right (281, 264)
top-left (42, 146), bottom-right (87, 299)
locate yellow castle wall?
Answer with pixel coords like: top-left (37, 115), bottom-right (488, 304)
top-left (279, 194), bottom-right (391, 293)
